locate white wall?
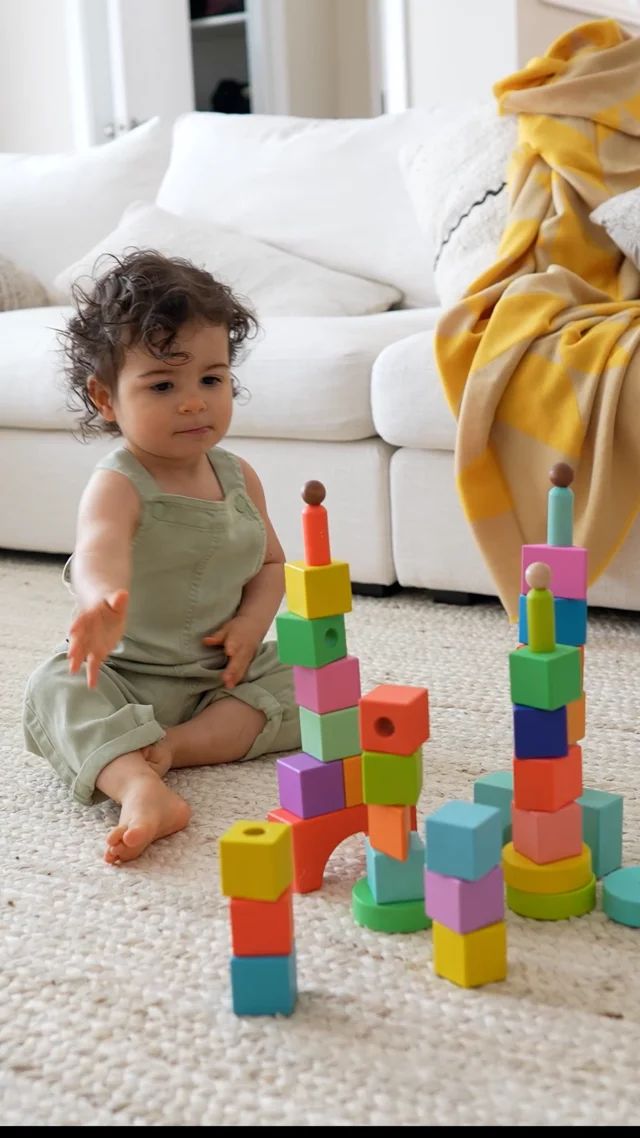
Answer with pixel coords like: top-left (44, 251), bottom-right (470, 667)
top-left (0, 0), bottom-right (74, 152)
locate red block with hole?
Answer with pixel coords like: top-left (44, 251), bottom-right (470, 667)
top-left (359, 684), bottom-right (430, 755)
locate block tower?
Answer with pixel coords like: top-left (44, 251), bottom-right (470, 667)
top-left (425, 801), bottom-right (507, 987)
top-left (219, 820), bottom-right (297, 1016)
top-left (268, 481), bottom-right (369, 893)
top-left (352, 685), bottom-right (431, 934)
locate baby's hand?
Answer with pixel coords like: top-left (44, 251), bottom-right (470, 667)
top-left (203, 616), bottom-right (262, 689)
top-left (67, 590), bottom-right (129, 689)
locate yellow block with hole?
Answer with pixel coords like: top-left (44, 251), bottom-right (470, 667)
top-left (432, 920), bottom-right (507, 988)
top-left (285, 560), bottom-right (352, 620)
top-left (219, 820), bottom-right (293, 901)
top-left (502, 841), bottom-right (592, 895)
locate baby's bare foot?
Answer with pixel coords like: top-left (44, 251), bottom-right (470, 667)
top-left (104, 771), bottom-right (190, 865)
top-left (140, 738), bottom-right (174, 778)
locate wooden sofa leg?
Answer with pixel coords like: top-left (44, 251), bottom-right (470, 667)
top-left (351, 582), bottom-right (400, 598)
top-left (430, 589), bottom-right (479, 605)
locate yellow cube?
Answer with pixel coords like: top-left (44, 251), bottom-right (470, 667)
top-left (219, 820), bottom-right (293, 901)
top-left (285, 560), bottom-right (352, 620)
top-left (432, 920), bottom-right (507, 988)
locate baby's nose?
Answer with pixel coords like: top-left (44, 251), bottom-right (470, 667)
top-left (179, 394), bottom-right (207, 413)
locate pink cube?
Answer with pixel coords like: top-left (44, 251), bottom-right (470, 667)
top-left (293, 655), bottom-right (361, 715)
top-left (522, 544), bottom-right (587, 601)
top-left (512, 801), bottom-right (583, 865)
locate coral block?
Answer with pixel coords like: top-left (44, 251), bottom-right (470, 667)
top-left (567, 691), bottom-right (586, 744)
top-left (359, 684), bottom-right (430, 755)
top-left (229, 887), bottom-right (294, 957)
top-left (230, 948), bottom-right (297, 1016)
top-left (277, 752), bottom-right (345, 819)
top-left (502, 841), bottom-right (592, 894)
top-left (267, 803), bottom-right (368, 894)
top-left (521, 543), bottom-right (587, 601)
top-left (578, 787), bottom-right (623, 878)
top-left (285, 559), bottom-right (352, 620)
top-left (300, 705), bottom-right (360, 762)
top-left (219, 820), bottom-right (293, 902)
top-left (366, 832), bottom-right (425, 903)
top-left (293, 655), bottom-right (361, 714)
top-left (425, 801), bottom-right (502, 883)
top-left (342, 754), bottom-right (363, 806)
top-left (518, 593), bottom-right (587, 647)
top-left (473, 771), bottom-right (513, 845)
top-left (362, 747), bottom-right (423, 806)
top-left (512, 801), bottom-right (583, 865)
top-left (513, 744), bottom-right (582, 812)
top-left (425, 865), bottom-right (504, 934)
top-left (509, 644), bottom-right (581, 711)
top-left (432, 920), bottom-right (507, 988)
top-left (513, 703), bottom-right (568, 759)
top-left (368, 804), bottom-right (411, 861)
top-left (275, 610), bottom-right (346, 669)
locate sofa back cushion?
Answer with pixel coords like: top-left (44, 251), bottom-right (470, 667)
top-left (156, 110), bottom-right (447, 308)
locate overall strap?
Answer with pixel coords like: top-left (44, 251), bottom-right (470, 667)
top-left (94, 446), bottom-right (161, 501)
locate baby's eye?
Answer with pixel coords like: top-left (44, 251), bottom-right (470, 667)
top-left (202, 375), bottom-right (223, 386)
top-left (150, 381), bottom-right (173, 393)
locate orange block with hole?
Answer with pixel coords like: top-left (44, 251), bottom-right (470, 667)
top-left (512, 801), bottom-right (583, 865)
top-left (513, 744), bottom-right (583, 813)
top-left (368, 804), bottom-right (411, 861)
top-left (359, 685), bottom-right (430, 755)
top-left (567, 692), bottom-right (586, 744)
top-left (229, 886), bottom-right (294, 956)
top-left (342, 754), bottom-right (363, 806)
top-left (267, 804), bottom-right (369, 893)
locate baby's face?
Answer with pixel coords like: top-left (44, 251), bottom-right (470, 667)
top-left (109, 321), bottom-right (233, 460)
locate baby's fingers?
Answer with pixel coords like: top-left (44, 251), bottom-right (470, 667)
top-left (86, 652), bottom-right (102, 690)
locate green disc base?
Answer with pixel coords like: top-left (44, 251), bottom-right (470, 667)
top-left (506, 874), bottom-right (596, 920)
top-left (603, 866), bottom-right (640, 928)
top-left (352, 877), bottom-right (431, 934)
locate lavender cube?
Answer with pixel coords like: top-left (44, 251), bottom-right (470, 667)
top-left (277, 752), bottom-right (345, 819)
top-left (425, 865), bottom-right (504, 934)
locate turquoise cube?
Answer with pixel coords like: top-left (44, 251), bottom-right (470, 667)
top-left (299, 705), bottom-right (360, 762)
top-left (230, 948), bottom-right (297, 1016)
top-left (366, 832), bottom-right (425, 903)
top-left (578, 788), bottom-right (623, 879)
top-left (473, 771), bottom-right (514, 845)
top-left (518, 594), bottom-right (587, 647)
top-left (425, 801), bottom-right (502, 882)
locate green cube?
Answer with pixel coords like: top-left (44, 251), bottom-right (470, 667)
top-left (362, 748), bottom-right (423, 806)
top-left (509, 644), bottom-right (581, 711)
top-left (299, 706), bottom-right (360, 762)
top-left (275, 610), bottom-right (346, 668)
top-left (473, 770), bottom-right (513, 845)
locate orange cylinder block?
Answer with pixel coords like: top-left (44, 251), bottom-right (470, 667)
top-left (302, 504), bottom-right (331, 567)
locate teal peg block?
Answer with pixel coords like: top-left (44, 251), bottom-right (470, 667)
top-left (366, 832), bottom-right (425, 903)
top-left (473, 771), bottom-right (514, 845)
top-left (230, 948), bottom-right (297, 1016)
top-left (299, 705), bottom-right (360, 762)
top-left (577, 788), bottom-right (623, 879)
top-left (425, 800), bottom-right (502, 882)
top-left (547, 485), bottom-right (574, 547)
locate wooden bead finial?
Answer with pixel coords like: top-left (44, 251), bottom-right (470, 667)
top-left (525, 561), bottom-right (552, 591)
top-left (302, 480), bottom-right (326, 507)
top-left (549, 462), bottom-right (574, 489)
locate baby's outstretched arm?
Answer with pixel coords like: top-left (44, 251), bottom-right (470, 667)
top-left (67, 470), bottom-right (140, 687)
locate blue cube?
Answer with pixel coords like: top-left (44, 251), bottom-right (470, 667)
top-left (519, 594), bottom-right (587, 647)
top-left (578, 788), bottom-right (623, 879)
top-left (425, 801), bottom-right (502, 882)
top-left (473, 771), bottom-right (513, 843)
top-left (366, 831), bottom-right (425, 904)
top-left (513, 703), bottom-right (568, 759)
top-left (230, 948), bottom-right (297, 1016)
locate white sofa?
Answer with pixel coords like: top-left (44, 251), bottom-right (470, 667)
top-left (1, 109), bottom-right (639, 611)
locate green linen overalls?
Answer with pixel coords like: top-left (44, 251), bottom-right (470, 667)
top-left (22, 445), bottom-right (300, 804)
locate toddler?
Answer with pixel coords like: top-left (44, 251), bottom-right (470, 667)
top-left (23, 250), bottom-right (300, 863)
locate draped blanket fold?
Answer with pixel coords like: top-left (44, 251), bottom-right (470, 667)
top-left (435, 18), bottom-right (640, 620)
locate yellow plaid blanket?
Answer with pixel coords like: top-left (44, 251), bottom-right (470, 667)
top-left (435, 19), bottom-right (640, 620)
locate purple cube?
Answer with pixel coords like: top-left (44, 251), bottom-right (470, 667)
top-left (425, 865), bottom-right (504, 934)
top-left (277, 752), bottom-right (345, 819)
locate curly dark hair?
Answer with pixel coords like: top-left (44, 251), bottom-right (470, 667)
top-left (59, 248), bottom-right (259, 438)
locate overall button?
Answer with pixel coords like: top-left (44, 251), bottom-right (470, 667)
top-left (235, 498), bottom-right (246, 514)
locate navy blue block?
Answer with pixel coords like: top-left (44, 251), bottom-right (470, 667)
top-left (518, 594), bottom-right (587, 647)
top-left (513, 703), bottom-right (568, 759)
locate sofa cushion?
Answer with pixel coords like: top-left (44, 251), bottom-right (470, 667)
top-left (156, 110), bottom-right (454, 309)
top-left (0, 118), bottom-right (171, 294)
top-left (0, 307), bottom-right (439, 441)
top-left (371, 328), bottom-right (456, 451)
top-left (52, 201), bottom-right (401, 318)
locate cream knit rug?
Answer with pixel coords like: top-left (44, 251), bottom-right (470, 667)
top-left (2, 552), bottom-right (640, 1127)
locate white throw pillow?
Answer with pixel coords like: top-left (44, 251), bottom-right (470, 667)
top-left (0, 118), bottom-right (171, 293)
top-left (155, 109), bottom-right (452, 308)
top-left (52, 201), bottom-right (401, 318)
top-left (591, 187), bottom-right (640, 268)
top-left (0, 254), bottom-right (49, 312)
top-left (400, 101), bottom-right (517, 308)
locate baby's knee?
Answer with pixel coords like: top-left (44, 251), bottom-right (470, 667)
top-left (24, 650), bottom-right (68, 711)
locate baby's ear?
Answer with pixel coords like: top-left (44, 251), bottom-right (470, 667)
top-left (87, 376), bottom-right (117, 422)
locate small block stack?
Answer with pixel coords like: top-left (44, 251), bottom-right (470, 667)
top-left (425, 801), bottom-right (506, 987)
top-left (352, 684), bottom-right (431, 934)
top-left (219, 821), bottom-right (297, 1016)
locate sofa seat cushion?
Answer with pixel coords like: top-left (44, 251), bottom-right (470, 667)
top-left (371, 328), bottom-right (457, 451)
top-left (0, 307), bottom-right (439, 441)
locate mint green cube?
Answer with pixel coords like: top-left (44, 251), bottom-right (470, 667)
top-left (299, 705), bottom-right (360, 762)
top-left (578, 787), bottom-right (623, 878)
top-left (276, 610), bottom-right (346, 669)
top-left (509, 644), bottom-right (581, 711)
top-left (474, 770), bottom-right (513, 845)
top-left (362, 748), bottom-right (423, 806)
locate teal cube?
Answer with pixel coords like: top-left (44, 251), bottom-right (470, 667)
top-left (425, 801), bottom-right (502, 882)
top-left (366, 832), bottom-right (425, 903)
top-left (577, 788), bottom-right (623, 879)
top-left (276, 610), bottom-right (346, 668)
top-left (230, 948), bottom-right (297, 1016)
top-left (509, 644), bottom-right (581, 711)
top-left (473, 771), bottom-right (514, 846)
top-left (299, 705), bottom-right (360, 762)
